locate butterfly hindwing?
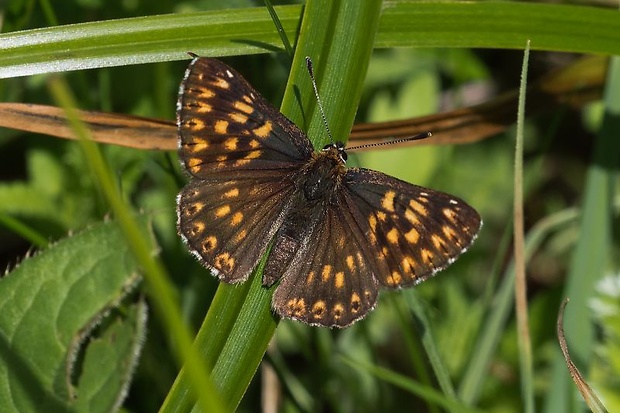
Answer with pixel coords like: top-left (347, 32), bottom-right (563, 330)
top-left (177, 171), bottom-right (298, 283)
top-left (271, 166), bottom-right (481, 327)
top-left (272, 204), bottom-right (379, 327)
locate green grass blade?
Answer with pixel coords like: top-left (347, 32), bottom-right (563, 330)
top-left (280, 1), bottom-right (383, 145)
top-left (514, 41), bottom-right (534, 413)
top-left (391, 296), bottom-right (441, 413)
top-left (202, 259), bottom-right (278, 411)
top-left (0, 6), bottom-right (303, 78)
top-left (0, 214), bottom-right (48, 248)
top-left (341, 356), bottom-right (486, 413)
top-left (377, 1), bottom-right (620, 54)
top-left (1, 3), bottom-right (620, 78)
top-left (208, 1), bottom-right (384, 408)
top-left (408, 294), bottom-right (457, 408)
top-left (263, 0), bottom-right (295, 57)
top-left (458, 208), bottom-right (581, 404)
top-left (159, 281), bottom-right (253, 413)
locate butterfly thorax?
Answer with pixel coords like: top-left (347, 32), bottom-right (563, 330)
top-left (299, 143), bottom-right (347, 201)
top-left (262, 143), bottom-right (347, 286)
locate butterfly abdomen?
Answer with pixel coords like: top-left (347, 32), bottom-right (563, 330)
top-left (262, 202), bottom-right (321, 286)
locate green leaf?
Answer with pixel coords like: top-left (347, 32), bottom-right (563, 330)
top-left (74, 299), bottom-right (148, 413)
top-left (0, 218), bottom-right (151, 412)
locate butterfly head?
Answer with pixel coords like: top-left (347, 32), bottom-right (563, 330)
top-left (321, 141), bottom-right (348, 164)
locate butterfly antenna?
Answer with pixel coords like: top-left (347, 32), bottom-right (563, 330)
top-left (346, 132), bottom-right (432, 151)
top-left (306, 57), bottom-right (334, 144)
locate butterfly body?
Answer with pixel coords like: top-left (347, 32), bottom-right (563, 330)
top-left (177, 57), bottom-right (482, 327)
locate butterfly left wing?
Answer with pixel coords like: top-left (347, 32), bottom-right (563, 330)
top-left (341, 168), bottom-right (482, 289)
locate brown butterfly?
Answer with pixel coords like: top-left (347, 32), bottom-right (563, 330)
top-left (176, 56), bottom-right (481, 327)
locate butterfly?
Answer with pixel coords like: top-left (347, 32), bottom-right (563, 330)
top-left (176, 56), bottom-right (482, 328)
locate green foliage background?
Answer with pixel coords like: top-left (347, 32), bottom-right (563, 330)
top-left (0, 0), bottom-right (618, 412)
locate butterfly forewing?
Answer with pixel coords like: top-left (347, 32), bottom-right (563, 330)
top-left (177, 57), bottom-right (313, 180)
top-left (342, 168), bottom-right (481, 288)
